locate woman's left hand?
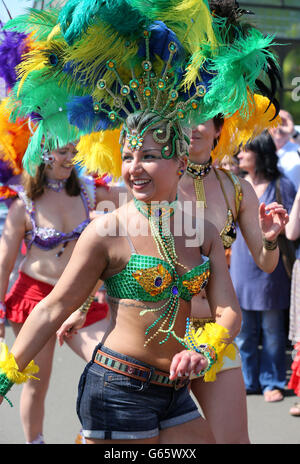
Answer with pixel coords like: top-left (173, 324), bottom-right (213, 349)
top-left (259, 202), bottom-right (289, 241)
top-left (56, 310), bottom-right (87, 346)
top-left (169, 349), bottom-right (208, 380)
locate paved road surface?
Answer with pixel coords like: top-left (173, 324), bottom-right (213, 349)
top-left (1, 326), bottom-right (299, 445)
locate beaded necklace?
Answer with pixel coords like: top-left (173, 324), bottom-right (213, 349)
top-left (45, 177), bottom-right (67, 192)
top-left (186, 157), bottom-right (212, 208)
top-left (133, 197), bottom-right (189, 348)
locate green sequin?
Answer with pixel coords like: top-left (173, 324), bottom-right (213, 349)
top-left (104, 254), bottom-right (210, 303)
top-left (0, 372), bottom-right (14, 407)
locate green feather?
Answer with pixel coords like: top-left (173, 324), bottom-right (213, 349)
top-left (129, 0), bottom-right (216, 57)
top-left (9, 70), bottom-right (81, 174)
top-left (59, 0), bottom-right (149, 45)
top-left (4, 8), bottom-right (60, 41)
top-left (189, 29), bottom-right (279, 124)
top-left (22, 122), bottom-right (44, 176)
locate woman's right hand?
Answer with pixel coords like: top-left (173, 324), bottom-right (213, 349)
top-left (169, 349), bottom-right (208, 380)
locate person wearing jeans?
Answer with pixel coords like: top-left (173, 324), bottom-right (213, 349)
top-left (230, 131), bottom-right (296, 402)
top-left (236, 308), bottom-right (287, 395)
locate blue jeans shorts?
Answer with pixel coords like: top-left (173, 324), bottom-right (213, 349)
top-left (76, 344), bottom-right (201, 440)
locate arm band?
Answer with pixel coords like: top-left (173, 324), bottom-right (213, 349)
top-left (78, 295), bottom-right (94, 314)
top-left (262, 236), bottom-right (278, 251)
top-left (0, 343), bottom-right (39, 406)
top-left (184, 318), bottom-right (232, 381)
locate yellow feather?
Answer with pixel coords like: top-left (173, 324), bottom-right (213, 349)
top-left (65, 22), bottom-right (138, 91)
top-left (192, 322), bottom-right (231, 382)
top-left (0, 343), bottom-right (39, 384)
top-left (16, 41), bottom-right (50, 95)
top-left (0, 99), bottom-right (31, 175)
top-left (161, 0), bottom-right (217, 90)
top-left (212, 94), bottom-right (281, 163)
top-left (47, 24), bottom-right (61, 42)
top-left (74, 129), bottom-right (122, 179)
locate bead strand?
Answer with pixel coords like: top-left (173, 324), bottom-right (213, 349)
top-left (134, 197), bottom-right (187, 347)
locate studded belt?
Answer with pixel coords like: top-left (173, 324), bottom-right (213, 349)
top-left (94, 349), bottom-right (190, 390)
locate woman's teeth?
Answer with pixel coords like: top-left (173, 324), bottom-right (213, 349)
top-left (132, 179), bottom-right (150, 185)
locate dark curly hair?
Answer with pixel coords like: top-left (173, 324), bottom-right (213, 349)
top-left (244, 131), bottom-right (281, 181)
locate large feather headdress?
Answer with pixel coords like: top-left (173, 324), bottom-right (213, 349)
top-left (4, 0), bottom-right (282, 175)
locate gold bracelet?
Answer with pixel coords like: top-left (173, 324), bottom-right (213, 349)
top-left (78, 295), bottom-right (94, 314)
top-left (262, 236), bottom-right (278, 251)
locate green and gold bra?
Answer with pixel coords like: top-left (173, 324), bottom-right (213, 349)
top-left (105, 252), bottom-right (210, 303)
top-left (104, 197), bottom-right (210, 348)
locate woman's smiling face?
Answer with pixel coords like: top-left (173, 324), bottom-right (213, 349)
top-left (121, 131), bottom-right (186, 203)
top-left (46, 143), bottom-right (78, 180)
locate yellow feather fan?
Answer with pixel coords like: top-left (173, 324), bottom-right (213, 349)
top-left (74, 128), bottom-right (122, 179)
top-left (212, 94), bottom-right (281, 163)
top-left (0, 99), bottom-right (31, 175)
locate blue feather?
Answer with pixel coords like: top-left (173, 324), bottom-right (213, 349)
top-left (138, 21), bottom-right (184, 64)
top-left (67, 95), bottom-right (96, 131)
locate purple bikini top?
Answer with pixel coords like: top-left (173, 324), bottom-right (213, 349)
top-left (11, 177), bottom-right (96, 253)
top-left (26, 217), bottom-right (90, 251)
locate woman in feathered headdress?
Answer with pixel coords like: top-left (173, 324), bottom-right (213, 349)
top-left (0, 0), bottom-right (288, 444)
top-left (0, 15), bottom-right (125, 444)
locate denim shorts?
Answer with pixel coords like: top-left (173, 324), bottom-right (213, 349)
top-left (76, 344), bottom-right (201, 440)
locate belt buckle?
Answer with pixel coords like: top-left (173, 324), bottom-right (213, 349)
top-left (174, 376), bottom-right (189, 391)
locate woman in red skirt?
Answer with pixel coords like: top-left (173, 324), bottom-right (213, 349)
top-left (0, 143), bottom-right (121, 443)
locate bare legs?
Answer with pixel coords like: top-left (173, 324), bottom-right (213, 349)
top-left (10, 321), bottom-right (56, 443)
top-left (85, 416), bottom-right (215, 444)
top-left (191, 368), bottom-right (250, 444)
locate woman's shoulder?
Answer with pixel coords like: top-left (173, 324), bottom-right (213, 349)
top-left (216, 167), bottom-right (242, 187)
top-left (6, 184), bottom-right (37, 219)
top-left (8, 196), bottom-right (27, 214)
top-left (88, 203), bottom-right (128, 241)
top-left (78, 174), bottom-right (97, 210)
top-left (236, 176), bottom-right (259, 211)
top-left (4, 196), bottom-right (27, 231)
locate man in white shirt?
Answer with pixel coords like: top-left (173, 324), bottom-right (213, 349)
top-left (270, 110), bottom-right (300, 190)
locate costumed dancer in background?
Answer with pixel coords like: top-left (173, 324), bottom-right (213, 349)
top-left (0, 0), bottom-right (285, 443)
top-left (0, 21), bottom-right (36, 309)
top-left (0, 22), bottom-right (122, 444)
top-left (177, 1), bottom-right (288, 443)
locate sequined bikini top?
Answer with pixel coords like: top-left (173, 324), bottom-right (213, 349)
top-left (26, 219), bottom-right (90, 252)
top-left (214, 168), bottom-right (243, 249)
top-left (104, 237), bottom-right (210, 303)
top-left (11, 176), bottom-right (97, 253)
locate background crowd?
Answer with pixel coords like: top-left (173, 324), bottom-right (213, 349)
top-left (223, 109), bottom-right (300, 414)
